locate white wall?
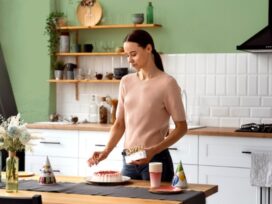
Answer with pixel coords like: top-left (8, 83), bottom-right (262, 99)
top-left (57, 53), bottom-right (272, 127)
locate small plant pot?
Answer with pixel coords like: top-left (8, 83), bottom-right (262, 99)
top-left (54, 70), bottom-right (63, 80)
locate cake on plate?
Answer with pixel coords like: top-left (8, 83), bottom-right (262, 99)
top-left (92, 170), bottom-right (122, 182)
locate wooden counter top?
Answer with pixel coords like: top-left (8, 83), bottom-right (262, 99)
top-left (26, 123), bottom-right (272, 138)
top-left (0, 176), bottom-right (218, 204)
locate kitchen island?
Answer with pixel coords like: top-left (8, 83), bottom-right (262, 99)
top-left (0, 176), bottom-right (218, 204)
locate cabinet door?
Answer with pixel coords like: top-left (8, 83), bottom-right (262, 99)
top-left (25, 155), bottom-right (78, 176)
top-left (78, 131), bottom-right (123, 161)
top-left (169, 135), bottom-right (198, 165)
top-left (27, 129), bottom-right (79, 158)
top-left (199, 136), bottom-right (272, 168)
top-left (173, 163), bottom-right (198, 184)
top-left (199, 166), bottom-right (257, 204)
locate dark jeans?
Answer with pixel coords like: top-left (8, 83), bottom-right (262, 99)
top-left (121, 149), bottom-right (174, 182)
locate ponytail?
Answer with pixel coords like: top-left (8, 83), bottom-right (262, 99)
top-left (152, 49), bottom-right (164, 72)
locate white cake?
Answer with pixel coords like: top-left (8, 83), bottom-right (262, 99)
top-left (92, 170), bottom-right (122, 182)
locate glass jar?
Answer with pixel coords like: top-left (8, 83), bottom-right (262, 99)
top-left (6, 151), bottom-right (19, 193)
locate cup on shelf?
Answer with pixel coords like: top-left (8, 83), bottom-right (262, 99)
top-left (149, 162), bottom-right (162, 188)
top-left (83, 44), bottom-right (93, 52)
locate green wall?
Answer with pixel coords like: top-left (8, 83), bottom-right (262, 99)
top-left (0, 0), bottom-right (267, 122)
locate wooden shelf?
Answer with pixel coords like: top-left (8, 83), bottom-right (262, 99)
top-left (48, 79), bottom-right (120, 83)
top-left (57, 24), bottom-right (162, 31)
top-left (56, 52), bottom-right (125, 56)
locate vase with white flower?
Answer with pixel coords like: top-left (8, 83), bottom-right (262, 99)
top-left (0, 114), bottom-right (40, 193)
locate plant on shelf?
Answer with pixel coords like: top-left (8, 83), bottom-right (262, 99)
top-left (54, 60), bottom-right (65, 80)
top-left (80, 0), bottom-right (96, 6)
top-left (44, 11), bottom-right (65, 70)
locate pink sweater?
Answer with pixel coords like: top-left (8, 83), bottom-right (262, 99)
top-left (116, 72), bottom-right (186, 149)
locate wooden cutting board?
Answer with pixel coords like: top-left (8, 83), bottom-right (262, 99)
top-left (76, 1), bottom-right (103, 26)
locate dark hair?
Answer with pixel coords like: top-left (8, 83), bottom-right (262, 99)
top-left (123, 29), bottom-right (164, 72)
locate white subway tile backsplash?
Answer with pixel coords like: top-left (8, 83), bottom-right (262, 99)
top-left (248, 54), bottom-right (258, 74)
top-left (237, 54), bottom-right (247, 74)
top-left (226, 54), bottom-right (236, 74)
top-left (226, 76), bottom-right (236, 95)
top-left (230, 108), bottom-right (250, 117)
top-left (206, 75), bottom-right (216, 95)
top-left (206, 55), bottom-right (216, 74)
top-left (258, 54), bottom-right (269, 74)
top-left (200, 96), bottom-right (219, 106)
top-left (196, 75), bottom-right (206, 95)
top-left (251, 108), bottom-right (272, 118)
top-left (262, 97), bottom-right (272, 107)
top-left (220, 96), bottom-right (240, 106)
top-left (196, 54), bottom-right (207, 74)
top-left (211, 107), bottom-right (229, 117)
top-left (57, 53), bottom-right (272, 128)
top-left (240, 118), bottom-right (261, 125)
top-left (220, 118), bottom-right (240, 127)
top-left (237, 75), bottom-right (247, 95)
top-left (216, 75), bottom-right (226, 95)
top-left (176, 54), bottom-right (186, 74)
top-left (240, 97), bottom-right (260, 107)
top-left (258, 75), bottom-right (268, 96)
top-left (216, 54), bottom-right (226, 74)
top-left (247, 75), bottom-right (258, 96)
top-left (185, 55), bottom-right (196, 74)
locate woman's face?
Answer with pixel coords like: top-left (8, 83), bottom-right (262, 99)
top-left (123, 41), bottom-right (151, 70)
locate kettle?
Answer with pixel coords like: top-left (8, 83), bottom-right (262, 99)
top-left (64, 63), bottom-right (77, 79)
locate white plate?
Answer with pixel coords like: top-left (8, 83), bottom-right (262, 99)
top-left (85, 176), bottom-right (131, 184)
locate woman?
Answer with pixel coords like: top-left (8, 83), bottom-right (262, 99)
top-left (88, 29), bottom-right (187, 181)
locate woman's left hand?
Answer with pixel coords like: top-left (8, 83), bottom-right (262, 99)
top-left (130, 147), bottom-right (157, 165)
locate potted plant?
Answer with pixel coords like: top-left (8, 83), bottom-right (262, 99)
top-left (44, 11), bottom-right (65, 71)
top-left (54, 60), bottom-right (65, 80)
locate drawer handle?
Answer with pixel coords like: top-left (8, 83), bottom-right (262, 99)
top-left (242, 151), bottom-right (252, 154)
top-left (53, 170), bottom-right (61, 173)
top-left (169, 147), bottom-right (178, 151)
top-left (95, 144), bottom-right (106, 147)
top-left (40, 141), bottom-right (61, 145)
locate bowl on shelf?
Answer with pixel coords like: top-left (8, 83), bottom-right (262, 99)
top-left (114, 67), bottom-right (128, 79)
top-left (132, 13), bottom-right (144, 24)
top-left (95, 73), bottom-right (103, 80)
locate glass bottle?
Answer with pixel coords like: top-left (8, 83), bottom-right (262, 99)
top-left (99, 97), bottom-right (108, 124)
top-left (110, 99), bottom-right (118, 124)
top-left (89, 94), bottom-right (98, 123)
top-left (6, 151), bottom-right (19, 193)
top-left (146, 2), bottom-right (154, 24)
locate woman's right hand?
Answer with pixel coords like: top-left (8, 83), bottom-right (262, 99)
top-left (87, 150), bottom-right (110, 166)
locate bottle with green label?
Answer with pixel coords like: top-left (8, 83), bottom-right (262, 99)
top-left (146, 2), bottom-right (154, 24)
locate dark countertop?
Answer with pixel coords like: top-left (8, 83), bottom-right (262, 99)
top-left (26, 123), bottom-right (272, 138)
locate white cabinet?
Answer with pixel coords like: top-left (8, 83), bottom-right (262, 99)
top-left (78, 131), bottom-right (123, 176)
top-left (199, 165), bottom-right (257, 204)
top-left (25, 129), bottom-right (79, 176)
top-left (198, 136), bottom-right (272, 204)
top-left (170, 135), bottom-right (199, 183)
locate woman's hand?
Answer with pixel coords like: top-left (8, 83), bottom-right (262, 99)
top-left (87, 149), bottom-right (110, 166)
